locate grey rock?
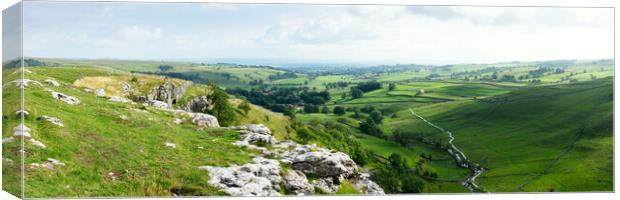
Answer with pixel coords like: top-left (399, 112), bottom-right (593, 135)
top-left (15, 109), bottom-right (29, 118)
top-left (282, 170), bottom-right (315, 195)
top-left (145, 100), bottom-right (169, 109)
top-left (147, 80), bottom-right (191, 107)
top-left (230, 124), bottom-right (275, 146)
top-left (29, 139), bottom-right (46, 148)
top-left (51, 91), bottom-right (80, 105)
top-left (13, 123), bottom-right (31, 138)
top-left (44, 79), bottom-right (60, 86)
top-left (40, 115), bottom-right (64, 127)
top-left (292, 151), bottom-right (358, 178)
top-left (191, 113), bottom-right (220, 127)
top-left (2, 137), bottom-right (15, 143)
top-left (95, 88), bottom-right (106, 97)
top-left (349, 173), bottom-right (385, 195)
top-left (164, 142), bottom-right (176, 148)
top-left (185, 96), bottom-right (213, 113)
top-left (31, 158), bottom-right (65, 170)
top-left (5, 79), bottom-right (42, 88)
top-left (199, 157), bottom-right (282, 196)
top-left (311, 178), bottom-right (340, 193)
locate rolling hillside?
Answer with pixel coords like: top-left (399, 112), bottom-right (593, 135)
top-left (1, 66), bottom-right (302, 197)
top-left (387, 78), bottom-right (613, 192)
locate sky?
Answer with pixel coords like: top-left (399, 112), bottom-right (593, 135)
top-left (18, 1), bottom-right (615, 65)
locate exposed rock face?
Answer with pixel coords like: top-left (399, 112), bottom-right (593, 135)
top-left (2, 137), bottom-right (15, 143)
top-left (230, 124), bottom-right (276, 146)
top-left (200, 124), bottom-right (385, 196)
top-left (29, 139), bottom-right (46, 148)
top-left (349, 173), bottom-right (385, 194)
top-left (185, 96), bottom-right (213, 113)
top-left (51, 91), bottom-right (80, 105)
top-left (311, 178), bottom-right (340, 193)
top-left (145, 100), bottom-right (169, 109)
top-left (292, 151), bottom-right (358, 178)
top-left (199, 157), bottom-right (283, 196)
top-left (95, 88), bottom-right (106, 97)
top-left (164, 142), bottom-right (176, 148)
top-left (44, 79), bottom-right (60, 86)
top-left (147, 80), bottom-right (192, 107)
top-left (13, 124), bottom-right (31, 138)
top-left (173, 118), bottom-right (184, 124)
top-left (40, 115), bottom-right (64, 127)
top-left (191, 113), bottom-right (220, 128)
top-left (5, 79), bottom-right (42, 88)
top-left (282, 170), bottom-right (315, 195)
top-left (31, 158), bottom-right (65, 170)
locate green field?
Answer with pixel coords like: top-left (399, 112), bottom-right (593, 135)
top-left (2, 58), bottom-right (614, 196)
top-left (2, 66), bottom-right (296, 197)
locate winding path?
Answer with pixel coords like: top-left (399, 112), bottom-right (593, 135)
top-left (408, 108), bottom-right (485, 192)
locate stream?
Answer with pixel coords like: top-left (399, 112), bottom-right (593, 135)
top-left (408, 108), bottom-right (485, 192)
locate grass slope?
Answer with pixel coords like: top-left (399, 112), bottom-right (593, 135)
top-left (389, 78), bottom-right (613, 192)
top-left (1, 66), bottom-right (297, 198)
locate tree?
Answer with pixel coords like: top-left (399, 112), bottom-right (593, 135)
top-left (355, 81), bottom-right (382, 92)
top-left (359, 118), bottom-right (382, 136)
top-left (352, 109), bottom-right (362, 119)
top-left (158, 65), bottom-right (173, 72)
top-left (401, 176), bottom-right (425, 193)
top-left (491, 72), bottom-right (498, 80)
top-left (334, 106), bottom-right (346, 115)
top-left (388, 83), bottom-right (396, 91)
top-left (207, 83), bottom-right (237, 126)
top-left (350, 87), bottom-right (363, 99)
top-left (388, 153), bottom-right (408, 172)
top-left (370, 110), bottom-right (383, 124)
top-left (321, 106), bottom-right (330, 114)
top-left (238, 101), bottom-right (251, 115)
top-left (304, 104), bottom-right (320, 113)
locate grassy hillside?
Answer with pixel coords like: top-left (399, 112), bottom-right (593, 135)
top-left (1, 66), bottom-right (297, 198)
top-left (36, 58), bottom-right (292, 88)
top-left (387, 78), bottom-right (613, 192)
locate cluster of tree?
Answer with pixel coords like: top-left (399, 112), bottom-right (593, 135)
top-left (268, 72), bottom-right (298, 80)
top-left (158, 64), bottom-right (174, 72)
top-left (528, 67), bottom-right (564, 78)
top-left (358, 106), bottom-right (384, 137)
top-left (292, 121), bottom-right (373, 165)
top-left (425, 73), bottom-right (440, 80)
top-left (350, 87), bottom-right (364, 99)
top-left (499, 74), bottom-right (516, 82)
top-left (303, 104), bottom-right (330, 114)
top-left (372, 153), bottom-right (426, 193)
top-left (285, 64), bottom-right (428, 77)
top-left (355, 81), bottom-right (382, 92)
top-left (324, 81), bottom-right (350, 89)
top-left (227, 86), bottom-right (331, 117)
top-left (388, 83), bottom-right (396, 91)
top-left (249, 79), bottom-right (264, 85)
top-left (3, 58), bottom-right (48, 68)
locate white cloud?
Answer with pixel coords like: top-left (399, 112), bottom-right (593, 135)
top-left (120, 26), bottom-right (162, 41)
top-left (21, 3), bottom-right (613, 64)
